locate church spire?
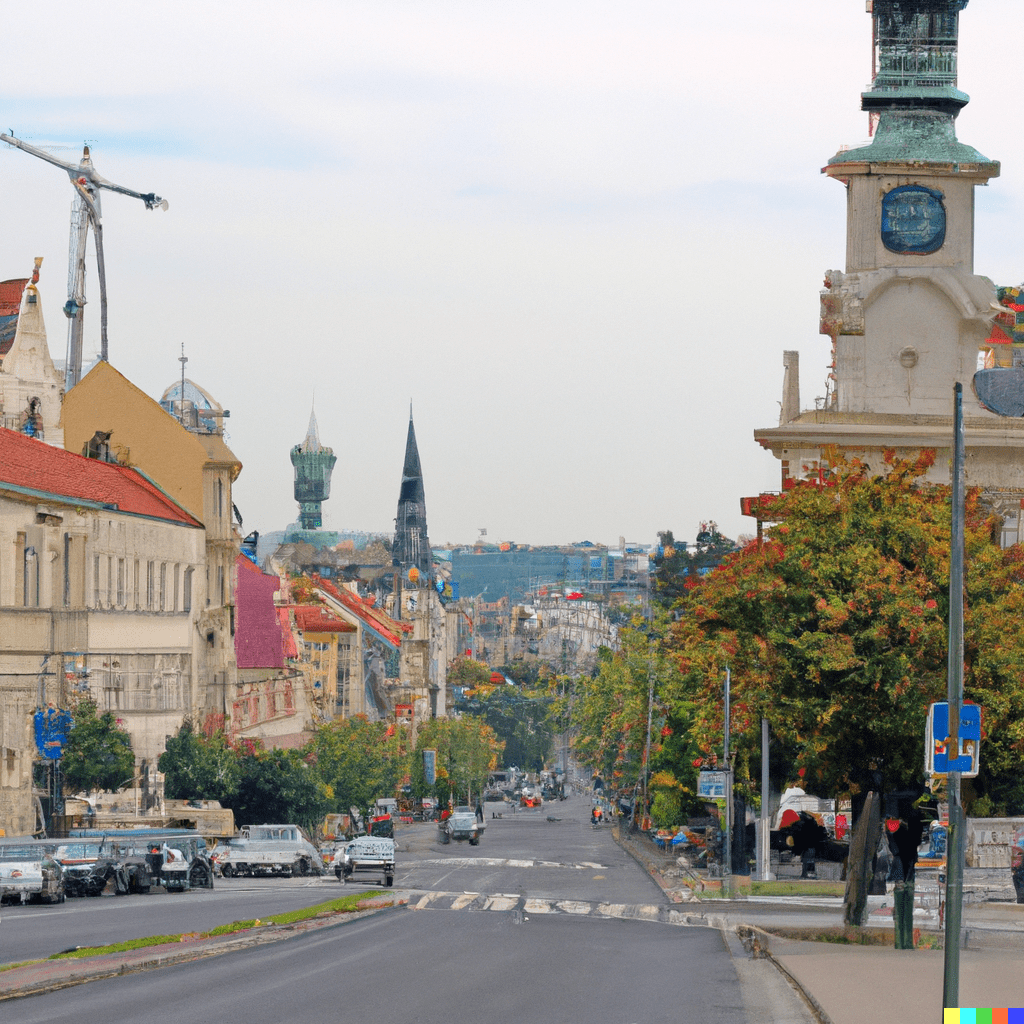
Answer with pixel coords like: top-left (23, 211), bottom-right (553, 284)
top-left (392, 407), bottom-right (431, 579)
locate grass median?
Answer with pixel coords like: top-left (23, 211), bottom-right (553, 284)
top-left (48, 891), bottom-right (392, 960)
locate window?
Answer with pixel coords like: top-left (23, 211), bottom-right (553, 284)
top-left (116, 558), bottom-right (125, 607)
top-left (94, 555), bottom-right (101, 607)
top-left (133, 560), bottom-right (140, 609)
top-left (183, 567), bottom-right (193, 613)
top-left (107, 557), bottom-right (113, 609)
top-left (147, 561), bottom-right (155, 609)
top-left (173, 564), bottom-right (180, 612)
top-left (159, 563), bottom-right (167, 611)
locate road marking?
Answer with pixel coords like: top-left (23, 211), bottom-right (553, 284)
top-left (523, 898), bottom-right (553, 914)
top-left (403, 891), bottom-right (706, 928)
top-left (555, 901), bottom-right (592, 915)
top-left (407, 857), bottom-right (608, 871)
top-left (483, 896), bottom-right (519, 911)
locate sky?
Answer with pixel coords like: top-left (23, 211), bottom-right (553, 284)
top-left (3, 0), bottom-right (1022, 549)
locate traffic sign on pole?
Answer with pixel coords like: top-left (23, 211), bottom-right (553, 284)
top-left (926, 702), bottom-right (980, 777)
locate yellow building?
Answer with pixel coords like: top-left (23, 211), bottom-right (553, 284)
top-left (61, 360), bottom-right (242, 726)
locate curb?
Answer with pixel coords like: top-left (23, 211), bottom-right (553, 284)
top-left (0, 903), bottom-right (399, 1002)
top-left (734, 925), bottom-right (836, 1024)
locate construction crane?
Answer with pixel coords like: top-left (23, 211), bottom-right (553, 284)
top-left (0, 133), bottom-right (168, 390)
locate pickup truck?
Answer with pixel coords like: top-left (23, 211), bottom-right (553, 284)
top-left (217, 824), bottom-right (322, 878)
top-left (0, 839), bottom-right (65, 904)
top-left (439, 810), bottom-right (481, 846)
top-left (335, 835), bottom-right (396, 887)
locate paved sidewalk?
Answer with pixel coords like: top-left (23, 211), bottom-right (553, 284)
top-left (613, 826), bottom-right (1024, 1021)
top-left (763, 934), bottom-right (1024, 1024)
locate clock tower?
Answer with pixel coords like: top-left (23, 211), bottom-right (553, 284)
top-left (754, 1), bottom-right (1024, 543)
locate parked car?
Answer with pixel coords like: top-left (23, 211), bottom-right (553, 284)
top-left (0, 838), bottom-right (65, 904)
top-left (217, 824), bottom-right (321, 878)
top-left (439, 810), bottom-right (481, 846)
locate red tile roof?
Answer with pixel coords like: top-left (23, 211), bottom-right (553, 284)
top-left (291, 605), bottom-right (356, 634)
top-left (313, 575), bottom-right (410, 647)
top-left (0, 428), bottom-right (201, 527)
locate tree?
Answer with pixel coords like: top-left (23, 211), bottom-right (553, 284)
top-left (159, 720), bottom-right (240, 802)
top-left (62, 700), bottom-right (135, 794)
top-left (308, 716), bottom-right (408, 815)
top-left (662, 451), bottom-right (1024, 812)
top-left (565, 619), bottom-right (699, 812)
top-left (456, 684), bottom-right (554, 772)
top-left (225, 742), bottom-right (329, 834)
top-left (413, 717), bottom-right (503, 805)
top-left (447, 657), bottom-right (492, 691)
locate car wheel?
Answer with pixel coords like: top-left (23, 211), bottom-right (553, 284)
top-left (221, 864), bottom-right (233, 878)
top-left (385, 875), bottom-right (394, 887)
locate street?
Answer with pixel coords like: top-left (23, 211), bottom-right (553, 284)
top-left (2, 796), bottom-right (814, 1022)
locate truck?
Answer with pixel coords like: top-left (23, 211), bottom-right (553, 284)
top-left (335, 834), bottom-right (396, 887)
top-left (439, 808), bottom-right (482, 846)
top-left (216, 824), bottom-right (322, 878)
top-left (68, 828), bottom-right (216, 892)
top-left (0, 838), bottom-right (65, 904)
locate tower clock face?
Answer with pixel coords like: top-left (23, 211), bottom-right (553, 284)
top-left (880, 184), bottom-right (946, 255)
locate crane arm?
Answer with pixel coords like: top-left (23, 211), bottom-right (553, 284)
top-left (88, 174), bottom-right (168, 210)
top-left (1, 133), bottom-right (168, 210)
top-left (0, 132), bottom-right (80, 173)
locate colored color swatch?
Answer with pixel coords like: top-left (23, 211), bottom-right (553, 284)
top-left (943, 1011), bottom-right (1024, 1023)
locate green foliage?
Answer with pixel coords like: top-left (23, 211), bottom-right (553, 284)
top-left (412, 717), bottom-right (503, 804)
top-left (664, 452), bottom-right (1024, 809)
top-left (650, 790), bottom-right (683, 829)
top-left (159, 721), bottom-right (240, 802)
top-left (309, 716), bottom-right (408, 815)
top-left (567, 619), bottom-right (700, 808)
top-left (456, 684), bottom-right (553, 772)
top-left (447, 656), bottom-right (493, 690)
top-left (62, 700), bottom-right (135, 794)
top-left (225, 743), bottom-right (329, 834)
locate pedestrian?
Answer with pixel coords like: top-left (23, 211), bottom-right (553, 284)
top-left (884, 790), bottom-right (925, 949)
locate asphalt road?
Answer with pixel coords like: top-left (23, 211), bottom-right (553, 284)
top-left (12, 899), bottom-right (752, 1024)
top-left (3, 796), bottom-right (816, 1022)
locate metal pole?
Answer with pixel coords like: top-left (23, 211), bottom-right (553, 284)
top-left (943, 383), bottom-right (966, 1010)
top-left (723, 667), bottom-right (731, 883)
top-left (759, 717), bottom-right (774, 880)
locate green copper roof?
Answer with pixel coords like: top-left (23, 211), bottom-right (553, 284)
top-left (827, 110), bottom-right (997, 170)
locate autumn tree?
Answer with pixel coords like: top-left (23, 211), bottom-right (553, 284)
top-left (457, 684), bottom-right (553, 772)
top-left (447, 656), bottom-right (492, 691)
top-left (565, 618), bottom-right (700, 814)
top-left (663, 451), bottom-right (1024, 814)
top-left (413, 717), bottom-right (503, 805)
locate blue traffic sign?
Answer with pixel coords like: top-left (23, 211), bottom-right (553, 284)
top-left (926, 702), bottom-right (980, 777)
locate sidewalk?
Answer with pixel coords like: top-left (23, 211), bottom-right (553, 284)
top-left (761, 934), bottom-right (1024, 1024)
top-left (614, 825), bottom-right (1024, 1021)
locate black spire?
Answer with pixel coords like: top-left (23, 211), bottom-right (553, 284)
top-left (392, 408), bottom-right (431, 579)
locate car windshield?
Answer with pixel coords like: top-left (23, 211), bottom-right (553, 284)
top-left (0, 846), bottom-right (41, 860)
top-left (55, 843), bottom-right (102, 859)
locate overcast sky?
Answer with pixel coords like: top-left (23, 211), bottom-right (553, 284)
top-left (4, 1), bottom-right (1021, 548)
